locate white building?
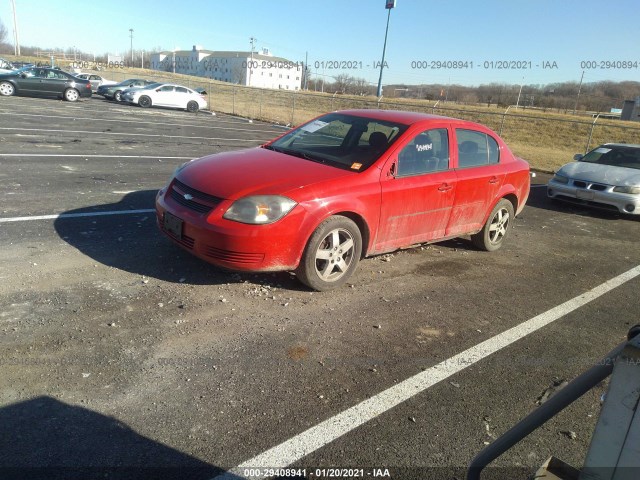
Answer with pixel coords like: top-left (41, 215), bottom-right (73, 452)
top-left (150, 46), bottom-right (303, 90)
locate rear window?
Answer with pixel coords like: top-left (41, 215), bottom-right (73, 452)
top-left (456, 129), bottom-right (500, 168)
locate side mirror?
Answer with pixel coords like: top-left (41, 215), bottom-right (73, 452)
top-left (20, 73), bottom-right (27, 78)
top-left (573, 154), bottom-right (584, 161)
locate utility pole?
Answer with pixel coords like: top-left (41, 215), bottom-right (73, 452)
top-left (249, 36), bottom-right (257, 86)
top-left (10, 0), bottom-right (20, 56)
top-left (304, 51), bottom-right (308, 90)
top-left (129, 28), bottom-right (134, 66)
top-left (574, 70), bottom-right (585, 115)
top-left (376, 1), bottom-right (396, 98)
top-left (515, 78), bottom-right (524, 109)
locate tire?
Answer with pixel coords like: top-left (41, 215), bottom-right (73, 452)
top-left (295, 215), bottom-right (362, 291)
top-left (138, 95), bottom-right (152, 108)
top-left (64, 88), bottom-right (79, 102)
top-left (0, 82), bottom-right (15, 96)
top-left (186, 100), bottom-right (199, 113)
top-left (471, 199), bottom-right (514, 251)
top-left (113, 90), bottom-right (123, 102)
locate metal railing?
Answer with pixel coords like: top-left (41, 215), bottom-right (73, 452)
top-left (466, 325), bottom-right (640, 480)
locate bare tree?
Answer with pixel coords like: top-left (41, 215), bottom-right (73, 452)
top-left (0, 20), bottom-right (9, 52)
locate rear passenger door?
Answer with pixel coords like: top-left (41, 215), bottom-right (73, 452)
top-left (447, 128), bottom-right (505, 236)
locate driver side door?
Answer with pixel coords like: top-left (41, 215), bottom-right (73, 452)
top-left (375, 125), bottom-right (456, 251)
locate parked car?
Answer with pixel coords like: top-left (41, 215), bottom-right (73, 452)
top-left (0, 58), bottom-right (17, 74)
top-left (74, 73), bottom-right (117, 92)
top-left (547, 143), bottom-right (640, 215)
top-left (156, 110), bottom-right (530, 290)
top-left (0, 67), bottom-right (92, 101)
top-left (122, 83), bottom-right (207, 112)
top-left (96, 78), bottom-right (155, 101)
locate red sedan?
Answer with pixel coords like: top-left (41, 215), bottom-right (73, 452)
top-left (156, 110), bottom-right (530, 290)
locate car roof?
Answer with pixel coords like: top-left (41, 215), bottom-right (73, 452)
top-left (336, 109), bottom-right (477, 127)
top-left (602, 143), bottom-right (640, 149)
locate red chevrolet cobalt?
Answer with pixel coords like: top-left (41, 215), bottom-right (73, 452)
top-left (156, 110), bottom-right (530, 290)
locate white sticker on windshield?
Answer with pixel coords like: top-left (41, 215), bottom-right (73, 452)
top-left (301, 120), bottom-right (329, 133)
top-left (595, 148), bottom-right (611, 154)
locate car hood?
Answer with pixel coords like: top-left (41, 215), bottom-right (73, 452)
top-left (177, 147), bottom-right (355, 200)
top-left (559, 162), bottom-right (640, 186)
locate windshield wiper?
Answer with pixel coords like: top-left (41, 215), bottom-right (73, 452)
top-left (265, 145), bottom-right (326, 163)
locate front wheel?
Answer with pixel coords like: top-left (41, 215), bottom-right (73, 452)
top-left (138, 95), bottom-right (152, 108)
top-left (295, 216), bottom-right (362, 291)
top-left (113, 90), bottom-right (123, 102)
top-left (64, 88), bottom-right (79, 102)
top-left (0, 82), bottom-right (16, 96)
top-left (471, 199), bottom-right (515, 251)
top-left (186, 100), bottom-right (199, 112)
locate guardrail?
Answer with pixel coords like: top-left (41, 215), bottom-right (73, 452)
top-left (466, 325), bottom-right (640, 480)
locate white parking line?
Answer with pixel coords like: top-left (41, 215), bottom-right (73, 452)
top-left (214, 264), bottom-right (640, 479)
top-left (0, 209), bottom-right (155, 223)
top-left (0, 154), bottom-right (195, 159)
top-left (0, 127), bottom-right (270, 143)
top-left (0, 112), bottom-right (283, 134)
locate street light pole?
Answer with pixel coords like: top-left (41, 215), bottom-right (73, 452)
top-left (10, 0), bottom-right (20, 56)
top-left (129, 28), bottom-right (134, 66)
top-left (376, 2), bottom-right (395, 98)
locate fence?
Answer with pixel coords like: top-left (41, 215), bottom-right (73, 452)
top-left (89, 69), bottom-right (640, 172)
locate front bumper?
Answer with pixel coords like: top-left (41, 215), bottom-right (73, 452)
top-left (155, 185), bottom-right (314, 272)
top-left (547, 180), bottom-right (640, 214)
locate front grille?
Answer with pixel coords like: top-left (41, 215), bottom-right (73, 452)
top-left (169, 179), bottom-right (222, 214)
top-left (203, 246), bottom-right (264, 265)
top-left (572, 180), bottom-right (609, 191)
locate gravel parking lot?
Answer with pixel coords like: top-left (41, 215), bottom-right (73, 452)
top-left (1, 95), bottom-right (639, 479)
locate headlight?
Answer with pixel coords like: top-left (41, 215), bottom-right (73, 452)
top-left (552, 174), bottom-right (569, 184)
top-left (613, 186), bottom-right (640, 194)
top-left (223, 195), bottom-right (297, 224)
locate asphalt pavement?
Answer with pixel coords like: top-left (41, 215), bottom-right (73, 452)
top-left (1, 94), bottom-right (639, 480)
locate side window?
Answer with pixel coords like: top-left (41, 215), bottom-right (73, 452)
top-left (175, 87), bottom-right (189, 93)
top-left (160, 86), bottom-right (174, 92)
top-left (397, 128), bottom-right (449, 177)
top-left (456, 129), bottom-right (500, 168)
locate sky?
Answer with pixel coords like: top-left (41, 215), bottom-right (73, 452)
top-left (1, 0), bottom-right (639, 87)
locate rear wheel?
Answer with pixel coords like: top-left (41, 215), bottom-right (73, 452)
top-left (64, 88), bottom-right (79, 102)
top-left (186, 100), bottom-right (199, 112)
top-left (0, 82), bottom-right (15, 96)
top-left (471, 199), bottom-right (514, 251)
top-left (295, 216), bottom-right (362, 291)
top-left (113, 90), bottom-right (123, 102)
top-left (138, 95), bottom-right (152, 108)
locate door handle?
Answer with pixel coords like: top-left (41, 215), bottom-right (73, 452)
top-left (438, 183), bottom-right (453, 192)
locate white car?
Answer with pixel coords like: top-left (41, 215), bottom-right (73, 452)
top-left (121, 83), bottom-right (207, 112)
top-left (74, 73), bottom-right (117, 92)
top-left (547, 143), bottom-right (640, 215)
top-left (0, 58), bottom-right (16, 74)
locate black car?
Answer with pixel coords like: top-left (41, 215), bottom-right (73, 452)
top-left (96, 78), bottom-right (155, 101)
top-left (0, 67), bottom-right (93, 102)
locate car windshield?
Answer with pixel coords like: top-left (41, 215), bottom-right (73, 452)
top-left (140, 83), bottom-right (164, 90)
top-left (267, 113), bottom-right (407, 171)
top-left (580, 145), bottom-right (640, 170)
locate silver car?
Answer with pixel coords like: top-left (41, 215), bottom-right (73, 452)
top-left (547, 143), bottom-right (640, 215)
